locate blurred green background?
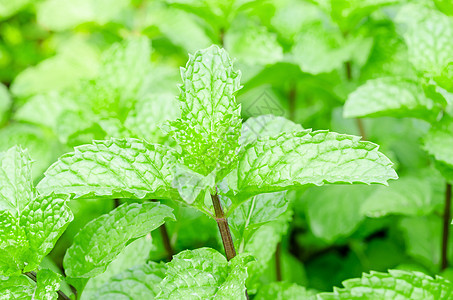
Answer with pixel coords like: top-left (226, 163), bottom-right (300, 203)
top-left (1, 0), bottom-right (453, 295)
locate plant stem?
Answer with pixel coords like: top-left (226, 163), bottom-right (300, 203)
top-left (344, 60), bottom-right (367, 140)
top-left (441, 183), bottom-right (452, 270)
top-left (25, 271), bottom-right (71, 300)
top-left (211, 193), bottom-right (236, 261)
top-left (150, 199), bottom-right (174, 261)
top-left (113, 198), bottom-right (121, 208)
top-left (275, 243), bottom-right (282, 281)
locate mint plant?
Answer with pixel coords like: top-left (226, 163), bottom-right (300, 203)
top-left (32, 45), bottom-right (401, 298)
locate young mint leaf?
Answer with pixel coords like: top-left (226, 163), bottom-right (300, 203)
top-left (93, 262), bottom-right (166, 299)
top-left (63, 202), bottom-right (174, 279)
top-left (305, 185), bottom-right (374, 242)
top-left (343, 77), bottom-right (439, 121)
top-left (423, 117), bottom-right (453, 169)
top-left (34, 269), bottom-right (62, 300)
top-left (396, 5), bottom-right (453, 75)
top-left (166, 45), bottom-right (242, 179)
top-left (157, 248), bottom-right (253, 299)
top-left (239, 115), bottom-right (303, 147)
top-left (255, 282), bottom-right (316, 300)
top-left (229, 191), bottom-right (288, 242)
top-left (37, 0), bottom-right (130, 31)
top-left (236, 131), bottom-right (397, 198)
top-left (19, 194), bottom-right (73, 272)
top-left (0, 146), bottom-right (33, 217)
top-left (318, 270), bottom-right (453, 299)
top-left (0, 210), bottom-right (28, 276)
top-left (37, 138), bottom-right (180, 201)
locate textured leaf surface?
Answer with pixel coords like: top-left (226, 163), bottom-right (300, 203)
top-left (0, 211), bottom-right (28, 275)
top-left (94, 262), bottom-right (166, 300)
top-left (423, 117), bottom-right (453, 168)
top-left (0, 275), bottom-right (34, 299)
top-left (343, 77), bottom-right (438, 120)
top-left (38, 138), bottom-right (179, 201)
top-left (318, 270), bottom-right (453, 299)
top-left (63, 202), bottom-right (174, 278)
top-left (20, 194), bottom-right (73, 272)
top-left (255, 282), bottom-right (316, 300)
top-left (34, 269), bottom-right (62, 300)
top-left (167, 45), bottom-right (242, 178)
top-left (0, 146), bottom-right (33, 217)
top-left (157, 248), bottom-right (252, 299)
top-left (397, 5), bottom-right (453, 75)
top-left (239, 115), bottom-right (303, 147)
top-left (236, 131), bottom-right (397, 197)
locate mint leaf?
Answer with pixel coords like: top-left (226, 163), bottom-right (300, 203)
top-left (255, 282), bottom-right (316, 300)
top-left (34, 269), bottom-right (62, 300)
top-left (236, 131), bottom-right (397, 197)
top-left (37, 0), bottom-right (130, 30)
top-left (20, 194), bottom-right (73, 272)
top-left (423, 117), bottom-right (453, 168)
top-left (361, 176), bottom-right (436, 218)
top-left (167, 45), bottom-right (242, 179)
top-left (229, 191), bottom-right (288, 243)
top-left (0, 269), bottom-right (62, 300)
top-left (397, 5), bottom-right (453, 75)
top-left (343, 77), bottom-right (439, 120)
top-left (82, 235), bottom-right (155, 299)
top-left (0, 275), bottom-right (34, 299)
top-left (157, 248), bottom-right (253, 299)
top-left (94, 262), bottom-right (166, 299)
top-left (63, 202), bottom-right (174, 278)
top-left (0, 210), bottom-right (28, 276)
top-left (11, 38), bottom-right (99, 98)
top-left (0, 146), bottom-right (33, 217)
top-left (37, 138), bottom-right (179, 201)
top-left (240, 115), bottom-right (303, 147)
top-left (318, 270), bottom-right (453, 299)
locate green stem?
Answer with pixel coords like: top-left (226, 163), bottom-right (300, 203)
top-left (344, 60), bottom-right (367, 140)
top-left (441, 183), bottom-right (452, 270)
top-left (275, 243), bottom-right (282, 281)
top-left (150, 199), bottom-right (174, 261)
top-left (211, 193), bottom-right (236, 261)
top-left (25, 271), bottom-right (71, 300)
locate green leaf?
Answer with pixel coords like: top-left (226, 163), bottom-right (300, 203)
top-left (318, 269), bottom-right (453, 299)
top-left (0, 275), bottom-right (34, 299)
top-left (0, 146), bottom-right (33, 217)
top-left (343, 77), bottom-right (439, 120)
top-left (360, 177), bottom-right (436, 218)
top-left (0, 269), bottom-right (62, 300)
top-left (423, 117), bottom-right (453, 168)
top-left (0, 211), bottom-right (28, 276)
top-left (229, 191), bottom-right (288, 242)
top-left (34, 269), bottom-right (62, 300)
top-left (0, 0), bottom-right (31, 19)
top-left (11, 37), bottom-right (99, 98)
top-left (37, 0), bottom-right (130, 30)
top-left (396, 5), bottom-right (453, 75)
top-left (235, 131), bottom-right (398, 198)
top-left (20, 194), bottom-right (73, 272)
top-left (305, 185), bottom-right (374, 242)
top-left (255, 282), bottom-right (316, 300)
top-left (82, 235), bottom-right (155, 299)
top-left (166, 45), bottom-right (242, 179)
top-left (0, 83), bottom-right (11, 124)
top-left (291, 22), bottom-right (356, 75)
top-left (63, 202), bottom-right (174, 278)
top-left (94, 262), bottom-right (166, 300)
top-left (239, 115), bottom-right (303, 147)
top-left (124, 93), bottom-right (179, 143)
top-left (157, 248), bottom-right (253, 299)
top-left (37, 138), bottom-right (180, 201)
